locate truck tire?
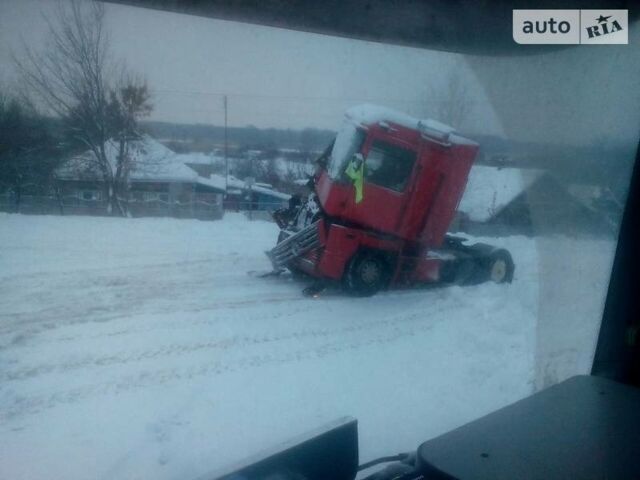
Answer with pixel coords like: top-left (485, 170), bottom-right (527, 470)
top-left (440, 258), bottom-right (475, 285)
top-left (343, 252), bottom-right (389, 296)
top-left (484, 249), bottom-right (514, 284)
top-left (439, 260), bottom-right (459, 284)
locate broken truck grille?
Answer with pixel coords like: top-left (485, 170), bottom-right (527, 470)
top-left (268, 220), bottom-right (321, 269)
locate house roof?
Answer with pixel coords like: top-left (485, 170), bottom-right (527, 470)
top-left (205, 174), bottom-right (291, 200)
top-left (177, 152), bottom-right (225, 166)
top-left (57, 136), bottom-right (229, 193)
top-left (57, 135), bottom-right (200, 182)
top-left (58, 136), bottom-right (292, 200)
top-left (458, 165), bottom-right (544, 222)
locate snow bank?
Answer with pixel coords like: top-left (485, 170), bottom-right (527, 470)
top-left (0, 213), bottom-right (612, 480)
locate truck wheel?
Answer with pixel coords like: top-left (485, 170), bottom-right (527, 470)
top-left (439, 260), bottom-right (460, 284)
top-left (440, 259), bottom-right (474, 285)
top-left (344, 252), bottom-right (389, 296)
top-left (485, 249), bottom-right (514, 284)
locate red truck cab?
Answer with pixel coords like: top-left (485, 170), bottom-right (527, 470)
top-left (316, 105), bottom-right (478, 245)
top-left (269, 105), bottom-right (513, 295)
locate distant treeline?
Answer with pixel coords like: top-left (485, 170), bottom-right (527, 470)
top-left (141, 121), bottom-right (336, 152)
top-left (473, 133), bottom-right (636, 198)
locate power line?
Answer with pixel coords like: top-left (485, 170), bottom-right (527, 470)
top-left (149, 88), bottom-right (432, 105)
top-left (224, 94), bottom-right (228, 192)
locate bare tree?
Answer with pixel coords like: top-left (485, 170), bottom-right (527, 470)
top-left (105, 76), bottom-right (152, 213)
top-left (14, 0), bottom-right (151, 216)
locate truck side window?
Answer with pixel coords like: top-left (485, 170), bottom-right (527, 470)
top-left (327, 123), bottom-right (366, 181)
top-left (365, 140), bottom-right (417, 192)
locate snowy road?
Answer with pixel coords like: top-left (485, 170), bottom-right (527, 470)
top-left (0, 213), bottom-right (541, 480)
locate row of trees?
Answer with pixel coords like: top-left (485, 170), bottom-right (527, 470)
top-left (1, 0), bottom-right (152, 216)
top-left (150, 122), bottom-right (335, 154)
top-left (0, 94), bottom-right (61, 207)
top-left (1, 0), bottom-right (477, 216)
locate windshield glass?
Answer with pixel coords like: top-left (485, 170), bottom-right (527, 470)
top-left (0, 2), bottom-right (638, 480)
top-left (365, 140), bottom-right (417, 192)
top-left (327, 121), bottom-right (366, 180)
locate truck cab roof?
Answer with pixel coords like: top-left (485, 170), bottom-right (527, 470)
top-left (345, 104), bottom-right (478, 147)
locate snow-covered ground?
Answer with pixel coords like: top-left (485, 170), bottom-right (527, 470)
top-left (0, 213), bottom-right (612, 480)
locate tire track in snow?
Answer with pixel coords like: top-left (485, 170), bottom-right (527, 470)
top-left (0, 269), bottom-right (303, 336)
top-left (0, 258), bottom-right (227, 283)
top-left (0, 313), bottom-right (442, 421)
top-left (0, 293), bottom-right (304, 335)
top-left (0, 266), bottom-right (451, 339)
top-left (0, 293), bottom-right (458, 383)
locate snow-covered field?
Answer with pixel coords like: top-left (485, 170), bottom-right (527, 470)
top-left (0, 213), bottom-right (612, 480)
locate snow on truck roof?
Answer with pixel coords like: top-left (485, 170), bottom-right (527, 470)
top-left (345, 104), bottom-right (477, 146)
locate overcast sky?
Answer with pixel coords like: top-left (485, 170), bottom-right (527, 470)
top-left (1, 1), bottom-right (639, 149)
top-left (0, 0), bottom-right (504, 134)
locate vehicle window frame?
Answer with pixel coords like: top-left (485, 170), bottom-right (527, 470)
top-left (363, 138), bottom-right (418, 193)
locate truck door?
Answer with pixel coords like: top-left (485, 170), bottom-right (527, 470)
top-left (401, 141), bottom-right (477, 246)
top-left (345, 133), bottom-right (418, 235)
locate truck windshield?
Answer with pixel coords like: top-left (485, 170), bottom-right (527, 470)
top-left (327, 122), bottom-right (366, 180)
top-left (365, 140), bottom-right (417, 192)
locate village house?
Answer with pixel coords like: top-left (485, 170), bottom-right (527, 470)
top-left (456, 165), bottom-right (614, 237)
top-left (206, 174), bottom-right (290, 212)
top-left (54, 136), bottom-right (226, 220)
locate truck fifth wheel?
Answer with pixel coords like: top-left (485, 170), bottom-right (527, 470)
top-left (267, 104), bottom-right (514, 296)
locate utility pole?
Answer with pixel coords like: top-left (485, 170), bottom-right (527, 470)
top-left (249, 155), bottom-right (253, 221)
top-left (224, 95), bottom-right (228, 193)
